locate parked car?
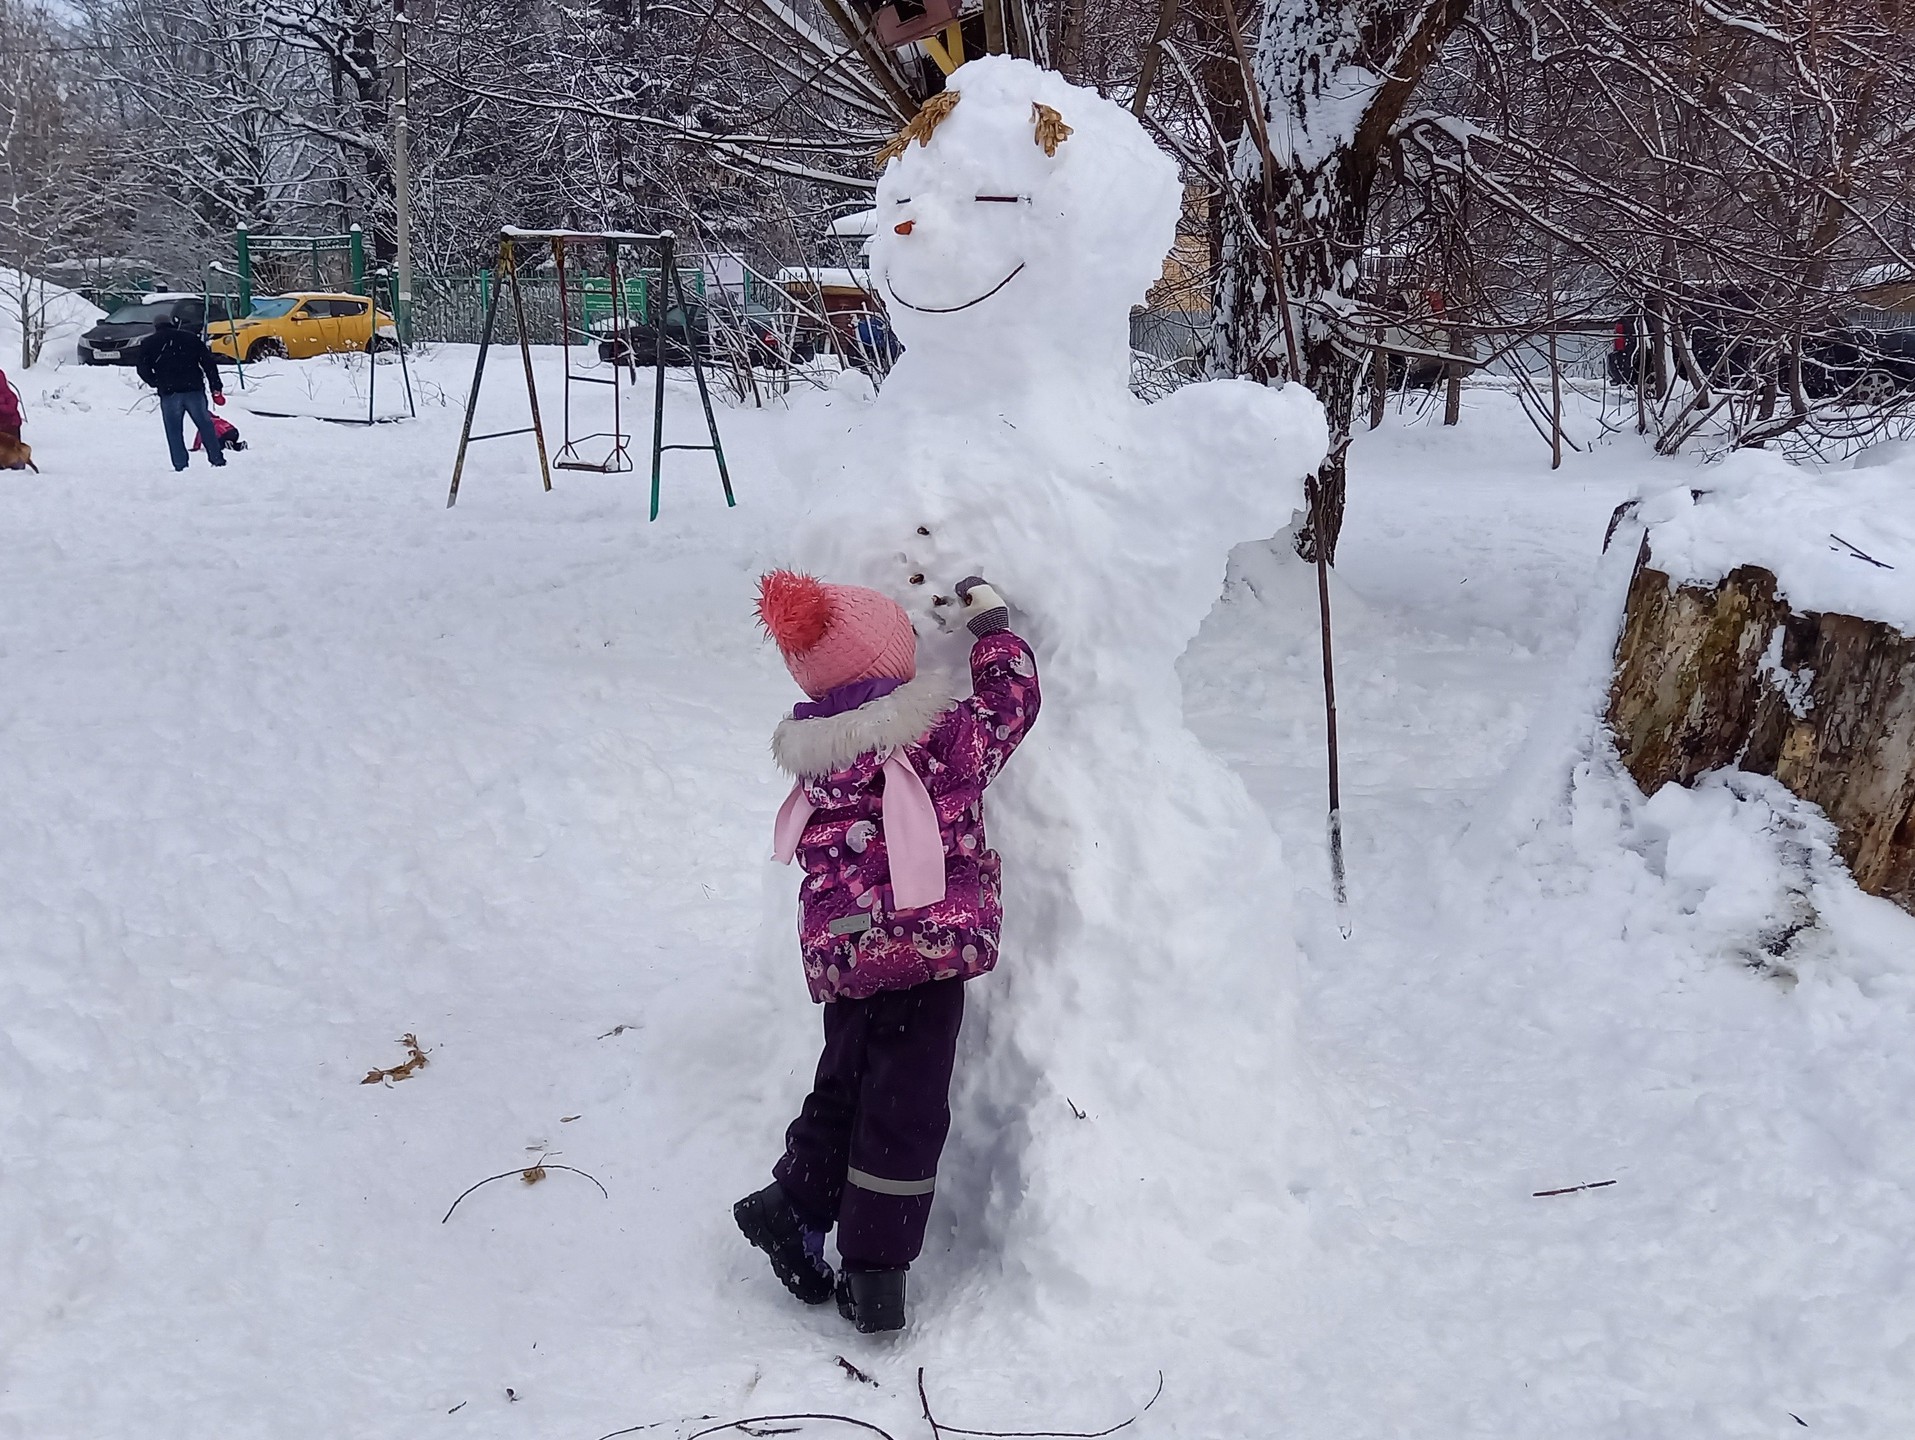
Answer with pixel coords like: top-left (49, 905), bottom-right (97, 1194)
top-left (1800, 325), bottom-right (1915, 403)
top-left (208, 292), bottom-right (398, 364)
top-left (1380, 314), bottom-right (1456, 390)
top-left (1606, 290), bottom-right (1764, 388)
top-left (1605, 308), bottom-right (1749, 387)
top-left (595, 302), bottom-right (813, 368)
top-left (78, 293), bottom-right (239, 366)
top-left (1607, 298), bottom-right (1915, 402)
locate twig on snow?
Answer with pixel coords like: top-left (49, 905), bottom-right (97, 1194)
top-left (594, 1414), bottom-right (716, 1439)
top-left (918, 1367), bottom-right (1165, 1439)
top-left (598, 1417), bottom-right (897, 1440)
top-left (441, 1159), bottom-right (610, 1222)
top-left (1532, 1179), bottom-right (1617, 1198)
top-left (361, 1033), bottom-right (429, 1084)
top-left (1829, 533), bottom-right (1893, 568)
top-left (836, 1356), bottom-right (878, 1386)
top-left (685, 1418), bottom-right (896, 1440)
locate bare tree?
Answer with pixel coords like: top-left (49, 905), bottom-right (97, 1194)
top-left (0, 0), bottom-right (123, 365)
top-left (1209, 0), bottom-right (1470, 562)
top-left (1397, 0), bottom-right (1915, 457)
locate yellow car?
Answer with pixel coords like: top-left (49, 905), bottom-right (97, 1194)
top-left (210, 292), bottom-right (399, 363)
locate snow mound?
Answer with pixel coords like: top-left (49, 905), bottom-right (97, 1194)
top-left (765, 56), bottom-right (1332, 1362)
top-left (1639, 444), bottom-right (1915, 633)
top-left (0, 268), bottom-right (104, 370)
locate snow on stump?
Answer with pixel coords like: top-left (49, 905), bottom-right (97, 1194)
top-left (1608, 461), bottom-right (1915, 915)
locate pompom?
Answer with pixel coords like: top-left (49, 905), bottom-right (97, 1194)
top-left (756, 570), bottom-right (833, 655)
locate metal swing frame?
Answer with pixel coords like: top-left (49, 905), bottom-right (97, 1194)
top-left (446, 228), bottom-right (734, 519)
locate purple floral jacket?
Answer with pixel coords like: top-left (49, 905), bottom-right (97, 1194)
top-left (771, 630), bottom-right (1040, 1002)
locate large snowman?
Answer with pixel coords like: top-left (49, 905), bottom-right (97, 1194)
top-left (783, 57), bottom-right (1330, 1351)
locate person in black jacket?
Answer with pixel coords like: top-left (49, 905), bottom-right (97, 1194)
top-left (135, 315), bottom-right (228, 471)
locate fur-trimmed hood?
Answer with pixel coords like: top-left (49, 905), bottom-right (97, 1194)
top-left (771, 672), bottom-right (960, 778)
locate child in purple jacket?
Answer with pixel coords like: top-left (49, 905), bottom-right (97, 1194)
top-left (734, 569), bottom-right (1040, 1332)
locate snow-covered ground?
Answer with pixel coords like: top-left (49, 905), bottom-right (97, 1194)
top-left (3, 350), bottom-right (1912, 1438)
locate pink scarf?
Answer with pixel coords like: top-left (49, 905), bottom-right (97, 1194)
top-left (772, 747), bottom-right (946, 910)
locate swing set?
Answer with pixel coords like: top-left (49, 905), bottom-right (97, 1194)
top-left (446, 228), bottom-right (734, 519)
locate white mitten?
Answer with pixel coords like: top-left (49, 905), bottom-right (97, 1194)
top-left (955, 576), bottom-right (1010, 636)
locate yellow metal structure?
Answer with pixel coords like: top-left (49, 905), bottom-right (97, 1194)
top-left (210, 292), bottom-right (398, 363)
top-left (922, 22), bottom-right (965, 73)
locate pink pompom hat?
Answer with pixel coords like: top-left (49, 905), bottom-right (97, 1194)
top-left (756, 570), bottom-right (917, 699)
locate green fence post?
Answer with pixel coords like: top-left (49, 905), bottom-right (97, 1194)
top-left (350, 226), bottom-right (366, 295)
top-left (236, 226), bottom-right (252, 313)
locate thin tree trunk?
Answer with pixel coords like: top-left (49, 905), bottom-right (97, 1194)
top-left (1211, 0), bottom-right (1468, 565)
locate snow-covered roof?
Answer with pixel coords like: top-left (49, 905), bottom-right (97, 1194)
top-left (775, 267), bottom-right (875, 291)
top-left (827, 209), bottom-right (879, 238)
top-left (142, 292), bottom-right (201, 303)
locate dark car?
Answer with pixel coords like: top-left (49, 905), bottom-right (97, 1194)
top-left (1800, 325), bottom-right (1915, 403)
top-left (1608, 297), bottom-right (1915, 403)
top-left (596, 302), bottom-right (813, 369)
top-left (78, 293), bottom-right (239, 366)
top-left (1606, 295), bottom-right (1761, 389)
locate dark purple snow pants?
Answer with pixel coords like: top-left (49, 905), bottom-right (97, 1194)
top-left (773, 976), bottom-right (965, 1270)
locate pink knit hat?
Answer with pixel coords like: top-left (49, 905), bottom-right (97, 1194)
top-left (757, 570), bottom-right (917, 699)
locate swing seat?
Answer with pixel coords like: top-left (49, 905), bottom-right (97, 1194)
top-left (555, 431), bottom-right (634, 473)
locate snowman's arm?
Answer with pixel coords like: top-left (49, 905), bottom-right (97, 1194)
top-left (930, 631), bottom-right (1041, 786)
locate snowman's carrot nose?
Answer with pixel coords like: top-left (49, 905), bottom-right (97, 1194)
top-left (894, 220), bottom-right (915, 235)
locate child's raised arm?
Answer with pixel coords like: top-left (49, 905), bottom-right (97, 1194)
top-left (934, 578), bottom-right (1040, 786)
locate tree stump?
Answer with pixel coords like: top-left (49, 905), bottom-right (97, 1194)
top-left (1608, 549), bottom-right (1915, 914)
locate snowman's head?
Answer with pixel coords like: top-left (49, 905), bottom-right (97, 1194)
top-left (871, 57), bottom-right (1181, 395)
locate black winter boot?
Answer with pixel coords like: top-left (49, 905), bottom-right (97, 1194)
top-left (733, 1182), bottom-right (834, 1305)
top-left (835, 1265), bottom-right (907, 1333)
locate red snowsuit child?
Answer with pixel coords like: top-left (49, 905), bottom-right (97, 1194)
top-left (0, 368), bottom-right (29, 470)
top-left (189, 414), bottom-right (246, 453)
top-left (734, 570), bottom-right (1038, 1334)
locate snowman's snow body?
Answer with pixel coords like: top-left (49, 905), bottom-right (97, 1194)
top-left (789, 58), bottom-right (1330, 1316)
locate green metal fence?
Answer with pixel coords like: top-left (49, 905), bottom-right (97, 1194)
top-left (406, 268), bottom-right (710, 345)
top-left (235, 227), bottom-right (367, 312)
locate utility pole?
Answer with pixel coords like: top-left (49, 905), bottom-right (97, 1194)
top-left (391, 0), bottom-right (413, 341)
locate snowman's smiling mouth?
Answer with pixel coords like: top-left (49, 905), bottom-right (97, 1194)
top-left (883, 263), bottom-right (1026, 314)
